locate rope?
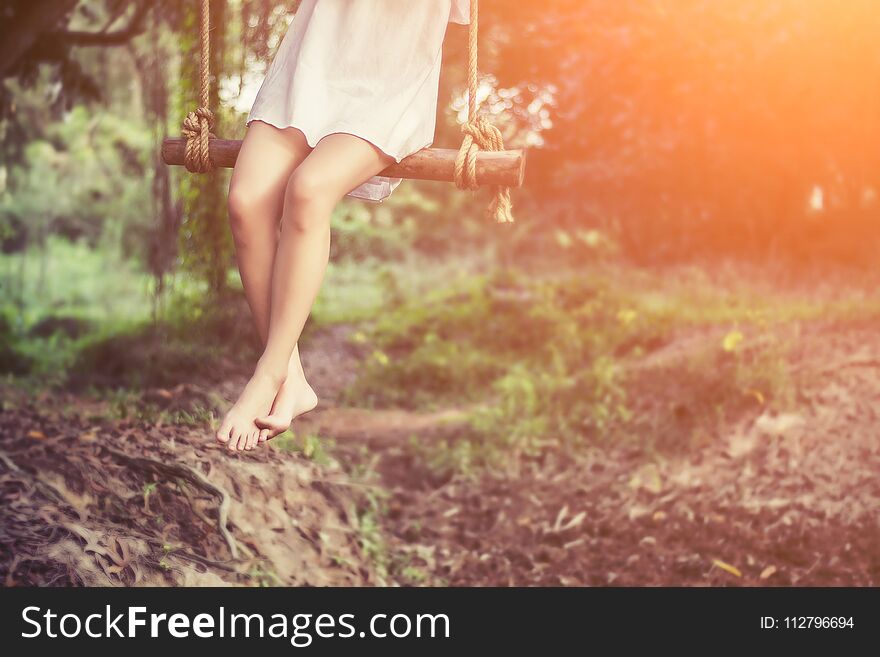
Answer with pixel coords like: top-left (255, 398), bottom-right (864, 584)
top-left (182, 0), bottom-right (514, 221)
top-left (454, 0), bottom-right (514, 223)
top-left (182, 0), bottom-right (216, 173)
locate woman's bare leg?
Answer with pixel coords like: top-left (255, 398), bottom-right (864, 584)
top-left (220, 121), bottom-right (315, 450)
top-left (221, 133), bottom-right (394, 451)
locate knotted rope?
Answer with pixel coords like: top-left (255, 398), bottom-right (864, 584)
top-left (454, 0), bottom-right (514, 223)
top-left (182, 0), bottom-right (216, 173)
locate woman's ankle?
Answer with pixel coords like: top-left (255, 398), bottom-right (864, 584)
top-left (253, 358), bottom-right (289, 386)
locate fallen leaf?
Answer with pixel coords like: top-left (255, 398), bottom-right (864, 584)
top-left (628, 504), bottom-right (651, 520)
top-left (754, 412), bottom-right (805, 436)
top-left (628, 463), bottom-right (662, 494)
top-left (563, 538), bottom-right (586, 550)
top-left (744, 389), bottom-right (765, 404)
top-left (553, 505), bottom-right (570, 531)
top-left (712, 559), bottom-right (742, 578)
top-left (562, 511), bottom-right (586, 531)
top-left (722, 330), bottom-right (744, 352)
top-left (760, 565), bottom-right (777, 580)
top-left (27, 430), bottom-right (47, 440)
top-left (617, 309), bottom-right (637, 326)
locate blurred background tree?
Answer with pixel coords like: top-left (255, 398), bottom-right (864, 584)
top-left (1, 0), bottom-right (879, 377)
top-left (4, 0), bottom-right (879, 290)
top-left (483, 0), bottom-right (880, 263)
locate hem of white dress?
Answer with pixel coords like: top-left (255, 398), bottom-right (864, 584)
top-left (246, 116), bottom-right (431, 165)
top-left (245, 116), bottom-right (434, 202)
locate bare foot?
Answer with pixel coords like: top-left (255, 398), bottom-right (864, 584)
top-left (255, 376), bottom-right (318, 444)
top-left (216, 370), bottom-right (285, 452)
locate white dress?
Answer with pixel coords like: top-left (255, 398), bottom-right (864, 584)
top-left (246, 0), bottom-right (470, 202)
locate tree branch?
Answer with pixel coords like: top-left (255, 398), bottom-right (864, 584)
top-left (0, 0), bottom-right (79, 78)
top-left (50, 0), bottom-right (154, 47)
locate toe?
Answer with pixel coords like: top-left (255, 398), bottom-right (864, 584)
top-left (235, 430), bottom-right (249, 452)
top-left (256, 414), bottom-right (289, 433)
top-left (227, 429), bottom-right (242, 452)
top-left (216, 419), bottom-right (232, 444)
top-left (259, 428), bottom-right (270, 444)
top-left (245, 429), bottom-right (258, 451)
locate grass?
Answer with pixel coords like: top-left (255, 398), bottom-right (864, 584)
top-left (270, 431), bottom-right (334, 466)
top-left (311, 251), bottom-right (491, 327)
top-left (0, 237), bottom-right (212, 382)
top-left (0, 234), bottom-right (491, 384)
top-left (1, 236), bottom-right (154, 329)
top-left (6, 234), bottom-right (880, 474)
top-left (342, 260), bottom-right (880, 472)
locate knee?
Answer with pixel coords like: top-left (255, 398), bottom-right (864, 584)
top-left (227, 184), bottom-right (260, 243)
top-left (283, 168), bottom-right (335, 233)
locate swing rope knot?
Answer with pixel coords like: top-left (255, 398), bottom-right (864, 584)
top-left (181, 106), bottom-right (216, 173)
top-left (181, 0), bottom-right (217, 174)
top-left (455, 115), bottom-right (513, 223)
top-left (453, 0), bottom-right (514, 223)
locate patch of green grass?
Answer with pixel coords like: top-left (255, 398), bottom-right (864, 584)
top-left (606, 263), bottom-right (880, 330)
top-left (310, 260), bottom-right (390, 326)
top-left (346, 262), bottom-right (880, 472)
top-left (0, 237), bottom-right (234, 385)
top-left (346, 269), bottom-right (637, 446)
top-left (310, 252), bottom-right (489, 328)
top-left (77, 385), bottom-right (217, 427)
top-left (0, 236), bottom-right (154, 329)
top-left (0, 237), bottom-right (154, 379)
top-left (270, 431), bottom-right (334, 466)
top-left (170, 405), bottom-right (217, 427)
top-left (399, 565), bottom-right (429, 585)
top-left (247, 562), bottom-right (283, 587)
top-left (355, 488), bottom-right (390, 581)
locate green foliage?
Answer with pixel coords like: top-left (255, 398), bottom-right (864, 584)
top-left (330, 198), bottom-right (416, 263)
top-left (347, 269), bottom-right (655, 463)
top-left (0, 237), bottom-right (154, 381)
top-left (0, 105), bottom-right (153, 256)
top-left (73, 286), bottom-right (260, 389)
top-left (356, 488), bottom-right (390, 580)
top-left (0, 309), bottom-right (31, 375)
top-left (271, 432), bottom-right (333, 466)
top-left (0, 234), bottom-right (261, 388)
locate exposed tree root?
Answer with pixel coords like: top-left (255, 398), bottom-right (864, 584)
top-left (102, 447), bottom-right (240, 561)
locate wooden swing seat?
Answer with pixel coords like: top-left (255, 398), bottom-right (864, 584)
top-left (169, 0), bottom-right (522, 220)
top-left (161, 138), bottom-right (525, 187)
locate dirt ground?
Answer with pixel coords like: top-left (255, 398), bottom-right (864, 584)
top-left (2, 319), bottom-right (879, 586)
top-left (296, 320), bottom-right (880, 586)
